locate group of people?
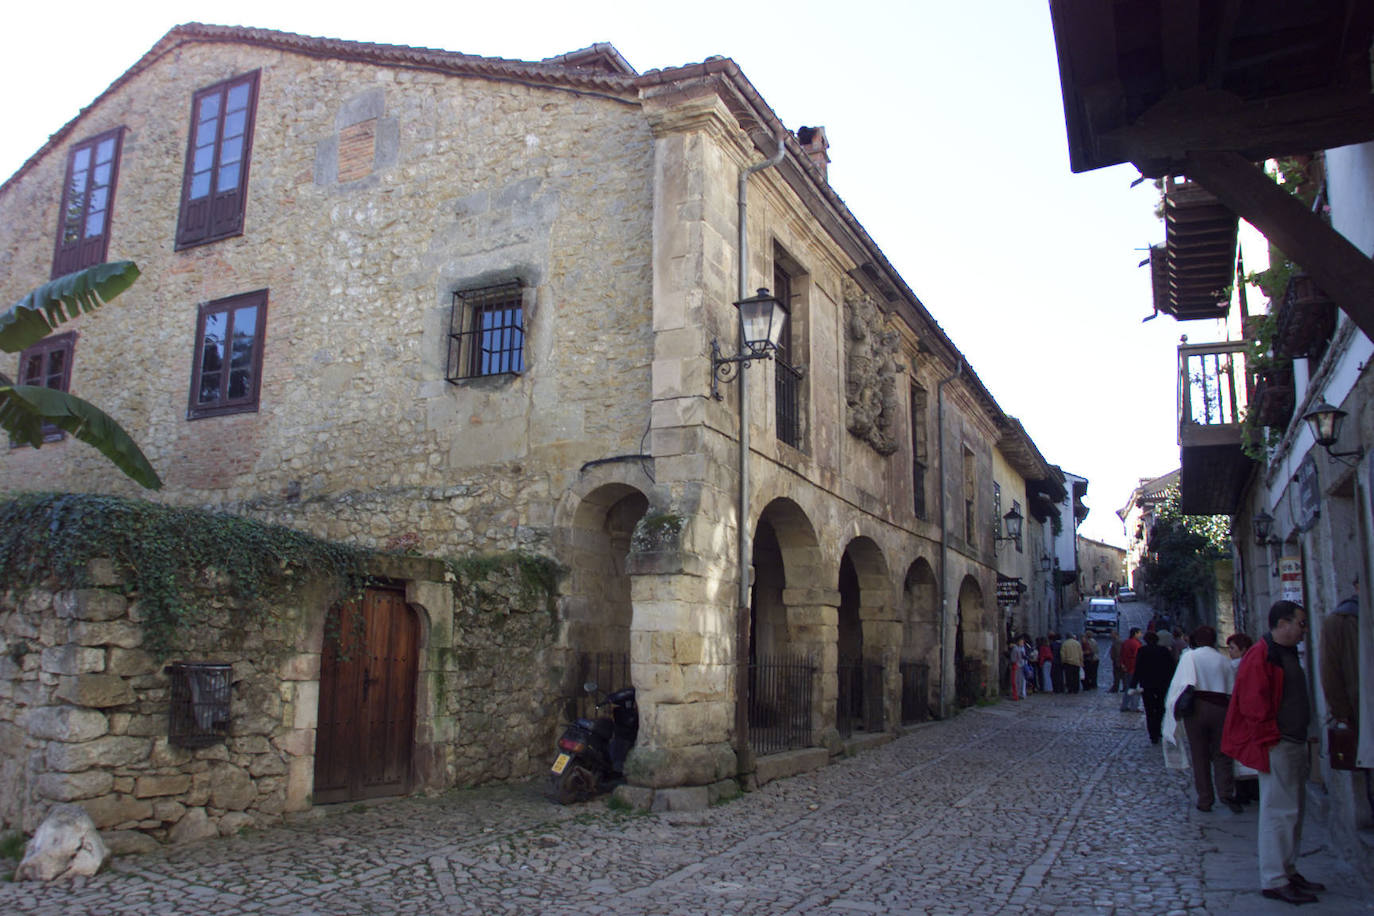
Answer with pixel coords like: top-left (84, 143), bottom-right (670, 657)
top-left (1005, 631), bottom-right (1099, 699)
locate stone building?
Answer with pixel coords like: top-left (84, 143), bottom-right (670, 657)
top-left (1075, 537), bottom-right (1126, 600)
top-left (1, 24), bottom-right (1071, 829)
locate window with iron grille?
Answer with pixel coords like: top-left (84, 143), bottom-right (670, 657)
top-left (12, 332), bottom-right (77, 444)
top-left (165, 662), bottom-right (231, 748)
top-left (773, 259), bottom-right (803, 449)
top-left (187, 289), bottom-right (267, 419)
top-left (911, 383), bottom-right (928, 519)
top-left (52, 128), bottom-right (123, 277)
top-left (447, 281), bottom-right (525, 381)
top-left (176, 71), bottom-right (259, 250)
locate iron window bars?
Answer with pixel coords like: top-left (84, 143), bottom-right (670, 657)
top-left (166, 662), bottom-right (232, 747)
top-left (447, 281), bottom-right (525, 381)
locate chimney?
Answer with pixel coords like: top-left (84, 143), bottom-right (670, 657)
top-left (797, 126), bottom-right (830, 181)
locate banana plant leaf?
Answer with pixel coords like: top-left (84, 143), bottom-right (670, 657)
top-left (0, 383), bottom-right (162, 490)
top-left (0, 260), bottom-right (141, 353)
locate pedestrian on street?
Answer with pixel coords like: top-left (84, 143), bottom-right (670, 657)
top-left (1133, 631), bottom-right (1175, 743)
top-left (1036, 637), bottom-right (1052, 693)
top-left (1008, 636), bottom-right (1026, 701)
top-left (1081, 634), bottom-right (1099, 690)
top-left (1224, 632), bottom-right (1260, 805)
top-left (1109, 630), bottom-right (1125, 693)
top-left (1163, 626), bottom-right (1238, 812)
top-left (1221, 600), bottom-right (1327, 906)
top-left (1060, 633), bottom-right (1083, 694)
top-left (1170, 627), bottom-right (1188, 662)
top-left (1050, 632), bottom-right (1065, 694)
top-left (1119, 628), bottom-right (1143, 711)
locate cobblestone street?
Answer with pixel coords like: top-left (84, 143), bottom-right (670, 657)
top-left (3, 686), bottom-right (1369, 915)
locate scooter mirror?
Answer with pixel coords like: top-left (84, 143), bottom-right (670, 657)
top-left (583, 681), bottom-right (598, 694)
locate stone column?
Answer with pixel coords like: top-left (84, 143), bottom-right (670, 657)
top-left (859, 602), bottom-right (902, 729)
top-left (783, 587), bottom-right (841, 749)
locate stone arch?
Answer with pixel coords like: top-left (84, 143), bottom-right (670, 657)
top-left (554, 481), bottom-right (650, 669)
top-left (901, 557), bottom-right (939, 715)
top-left (955, 575), bottom-right (990, 706)
top-left (836, 536), bottom-right (894, 734)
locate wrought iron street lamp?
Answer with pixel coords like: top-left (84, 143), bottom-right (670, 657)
top-left (711, 288), bottom-right (787, 400)
top-left (1301, 399), bottom-right (1364, 465)
top-left (995, 506), bottom-right (1023, 545)
top-left (1252, 510), bottom-right (1275, 546)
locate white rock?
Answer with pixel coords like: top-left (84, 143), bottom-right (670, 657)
top-left (15, 803), bottom-right (109, 881)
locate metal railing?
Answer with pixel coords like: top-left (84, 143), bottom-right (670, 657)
top-left (955, 658), bottom-right (985, 708)
top-left (564, 652), bottom-right (630, 721)
top-left (747, 654), bottom-right (815, 755)
top-left (899, 661), bottom-right (930, 725)
top-left (1177, 340), bottom-right (1248, 445)
top-left (836, 658), bottom-right (885, 737)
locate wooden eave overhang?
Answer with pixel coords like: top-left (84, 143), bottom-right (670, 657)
top-left (997, 416), bottom-right (1055, 484)
top-left (1049, 0), bottom-right (1374, 341)
top-left (1155, 181), bottom-right (1238, 320)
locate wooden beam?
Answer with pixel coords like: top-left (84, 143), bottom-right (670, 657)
top-left (1161, 0), bottom-right (1201, 89)
top-left (1183, 150), bottom-right (1374, 341)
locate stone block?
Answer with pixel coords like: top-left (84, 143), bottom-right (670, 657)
top-left (292, 681), bottom-right (319, 730)
top-left (15, 803), bottom-right (109, 880)
top-left (86, 559), bottom-right (121, 587)
top-left (285, 756), bottom-right (312, 812)
top-left (100, 830), bottom-right (159, 857)
top-left (69, 621), bottom-right (143, 649)
top-left (209, 763), bottom-right (255, 811)
top-left (41, 646), bottom-right (105, 676)
top-left (707, 778), bottom-right (742, 804)
top-left (248, 753), bottom-right (287, 777)
top-left (149, 739), bottom-right (192, 769)
top-left (54, 589), bottom-right (127, 622)
top-left (54, 674), bottom-right (136, 708)
top-left (218, 811), bottom-right (254, 836)
top-left (610, 784), bottom-right (655, 812)
top-left (35, 770), bottom-right (115, 802)
top-left (278, 654), bottom-right (320, 681)
top-left (26, 706), bottom-right (109, 743)
top-left (82, 794), bottom-right (153, 830)
top-left (152, 800), bottom-right (186, 823)
top-left (106, 648), bottom-right (157, 677)
top-left (272, 728), bottom-right (314, 758)
top-left (624, 741), bottom-right (734, 789)
top-left (644, 700), bottom-right (731, 747)
top-left (167, 807), bottom-right (217, 845)
top-left (650, 785), bottom-right (709, 812)
top-left (134, 775), bottom-right (191, 798)
top-left (47, 736), bottom-right (150, 773)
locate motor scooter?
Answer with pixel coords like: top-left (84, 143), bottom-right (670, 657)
top-left (548, 682), bottom-right (637, 804)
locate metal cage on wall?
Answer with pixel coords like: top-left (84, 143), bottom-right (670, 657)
top-left (165, 662), bottom-right (232, 748)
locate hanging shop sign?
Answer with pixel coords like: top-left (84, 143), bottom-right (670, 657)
top-left (997, 575), bottom-right (1025, 607)
top-left (1296, 453), bottom-right (1320, 532)
top-left (1279, 555), bottom-right (1304, 604)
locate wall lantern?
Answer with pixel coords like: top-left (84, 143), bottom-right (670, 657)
top-left (995, 506), bottom-right (1023, 544)
top-left (1252, 510), bottom-right (1275, 547)
top-left (711, 288), bottom-right (787, 400)
top-left (1301, 399), bottom-right (1364, 465)
top-left (1040, 555), bottom-right (1053, 573)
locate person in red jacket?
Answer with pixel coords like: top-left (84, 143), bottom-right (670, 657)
top-left (1118, 628), bottom-right (1142, 712)
top-left (1221, 600), bottom-right (1325, 906)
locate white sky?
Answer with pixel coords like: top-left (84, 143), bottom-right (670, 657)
top-left (3, 0), bottom-right (1257, 547)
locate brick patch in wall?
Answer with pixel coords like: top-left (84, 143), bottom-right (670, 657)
top-left (337, 119), bottom-right (376, 184)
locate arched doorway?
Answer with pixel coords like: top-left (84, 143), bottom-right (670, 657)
top-left (559, 483), bottom-right (648, 692)
top-left (954, 575), bottom-right (987, 707)
top-left (315, 586), bottom-right (419, 803)
top-left (901, 558), bottom-right (938, 722)
top-left (746, 499), bottom-right (824, 755)
top-left (836, 538), bottom-right (893, 736)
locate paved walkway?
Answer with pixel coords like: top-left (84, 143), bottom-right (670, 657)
top-left (3, 687), bottom-right (1369, 914)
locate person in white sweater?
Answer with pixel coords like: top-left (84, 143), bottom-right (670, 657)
top-left (1163, 626), bottom-right (1239, 812)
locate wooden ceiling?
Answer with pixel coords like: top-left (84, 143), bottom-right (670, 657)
top-left (1051, 0), bottom-right (1374, 177)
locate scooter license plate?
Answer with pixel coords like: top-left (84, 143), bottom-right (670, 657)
top-left (551, 753), bottom-right (571, 775)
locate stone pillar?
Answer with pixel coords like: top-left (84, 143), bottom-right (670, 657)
top-left (783, 587), bottom-right (841, 749)
top-left (859, 603), bottom-right (902, 729)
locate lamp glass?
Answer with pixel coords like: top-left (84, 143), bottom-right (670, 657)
top-left (735, 288), bottom-right (786, 355)
top-left (1002, 507), bottom-right (1023, 541)
top-left (1302, 400), bottom-right (1346, 448)
top-left (1252, 510), bottom-right (1274, 545)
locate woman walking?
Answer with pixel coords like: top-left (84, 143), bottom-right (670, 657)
top-left (1008, 636), bottom-right (1026, 700)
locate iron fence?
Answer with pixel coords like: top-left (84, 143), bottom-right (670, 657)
top-left (747, 654), bottom-right (815, 756)
top-left (899, 661), bottom-right (930, 725)
top-left (955, 658), bottom-right (986, 708)
top-left (776, 359), bottom-right (803, 449)
top-left (564, 652), bottom-right (630, 721)
top-left (837, 658), bottom-right (885, 737)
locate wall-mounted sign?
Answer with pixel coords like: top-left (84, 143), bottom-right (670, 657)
top-left (1296, 453), bottom-right (1320, 532)
top-left (1279, 555), bottom-right (1304, 604)
top-left (997, 576), bottom-right (1024, 607)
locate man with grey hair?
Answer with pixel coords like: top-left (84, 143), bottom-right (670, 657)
top-left (1222, 600), bottom-right (1325, 905)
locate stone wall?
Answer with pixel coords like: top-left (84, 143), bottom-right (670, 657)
top-left (0, 547), bottom-right (566, 849)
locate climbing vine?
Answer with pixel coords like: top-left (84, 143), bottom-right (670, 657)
top-left (0, 492), bottom-right (374, 658)
top-left (445, 551), bottom-right (563, 611)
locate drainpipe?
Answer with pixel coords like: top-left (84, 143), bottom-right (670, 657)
top-left (734, 137), bottom-right (785, 752)
top-left (936, 357), bottom-right (964, 716)
top-left (736, 137), bottom-right (786, 611)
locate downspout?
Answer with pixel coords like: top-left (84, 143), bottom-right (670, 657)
top-left (734, 137), bottom-right (785, 752)
top-left (936, 357), bottom-right (964, 716)
top-left (736, 137), bottom-right (786, 611)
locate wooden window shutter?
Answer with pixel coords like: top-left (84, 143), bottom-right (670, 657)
top-left (176, 71), bottom-right (260, 250)
top-left (52, 128), bottom-right (123, 278)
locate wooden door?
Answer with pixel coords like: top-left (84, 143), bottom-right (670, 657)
top-left (314, 587), bottom-right (418, 803)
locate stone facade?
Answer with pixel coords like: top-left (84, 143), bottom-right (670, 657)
top-left (1, 25), bottom-right (1074, 820)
